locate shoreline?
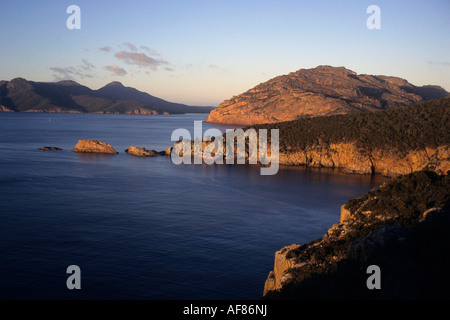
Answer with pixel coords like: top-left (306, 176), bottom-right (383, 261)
top-left (262, 170), bottom-right (450, 299)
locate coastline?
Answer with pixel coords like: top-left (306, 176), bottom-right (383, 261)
top-left (5, 111), bottom-right (449, 299)
top-left (262, 170), bottom-right (450, 299)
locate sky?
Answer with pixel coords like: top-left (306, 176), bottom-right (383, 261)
top-left (0, 0), bottom-right (449, 106)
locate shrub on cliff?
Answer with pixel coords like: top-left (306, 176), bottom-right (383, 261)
top-left (346, 171), bottom-right (450, 226)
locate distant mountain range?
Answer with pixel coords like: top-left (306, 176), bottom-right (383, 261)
top-left (207, 65), bottom-right (450, 125)
top-left (0, 78), bottom-right (213, 114)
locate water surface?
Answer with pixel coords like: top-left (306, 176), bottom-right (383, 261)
top-left (0, 112), bottom-right (386, 299)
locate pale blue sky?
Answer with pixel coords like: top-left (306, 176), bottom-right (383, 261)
top-left (0, 0), bottom-right (449, 106)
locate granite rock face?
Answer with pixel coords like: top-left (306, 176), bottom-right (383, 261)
top-left (72, 139), bottom-right (118, 154)
top-left (207, 65), bottom-right (449, 125)
top-left (278, 143), bottom-right (450, 177)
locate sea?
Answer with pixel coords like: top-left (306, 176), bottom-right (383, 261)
top-left (0, 112), bottom-right (386, 299)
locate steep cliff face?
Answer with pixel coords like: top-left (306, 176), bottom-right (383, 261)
top-left (263, 171), bottom-right (450, 299)
top-left (169, 139), bottom-right (449, 177)
top-left (278, 143), bottom-right (449, 177)
top-left (207, 65), bottom-right (449, 125)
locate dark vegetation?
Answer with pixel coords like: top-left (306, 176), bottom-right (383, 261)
top-left (346, 171), bottom-right (450, 226)
top-left (252, 97), bottom-right (450, 153)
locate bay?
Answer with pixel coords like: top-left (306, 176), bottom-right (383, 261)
top-left (0, 112), bottom-right (386, 299)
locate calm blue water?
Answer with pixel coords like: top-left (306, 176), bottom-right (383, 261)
top-left (0, 112), bottom-right (386, 299)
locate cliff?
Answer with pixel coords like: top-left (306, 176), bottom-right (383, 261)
top-left (263, 171), bottom-right (450, 299)
top-left (207, 65), bottom-right (449, 125)
top-left (277, 143), bottom-right (449, 177)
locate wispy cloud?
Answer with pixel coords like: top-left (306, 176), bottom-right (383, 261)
top-left (427, 61), bottom-right (450, 68)
top-left (99, 46), bottom-right (112, 52)
top-left (164, 67), bottom-right (174, 72)
top-left (81, 59), bottom-right (95, 71)
top-left (140, 46), bottom-right (162, 58)
top-left (50, 67), bottom-right (77, 81)
top-left (123, 42), bottom-right (137, 52)
top-left (105, 65), bottom-right (127, 76)
top-left (208, 63), bottom-right (228, 72)
top-left (114, 51), bottom-right (168, 71)
top-left (50, 59), bottom-right (95, 81)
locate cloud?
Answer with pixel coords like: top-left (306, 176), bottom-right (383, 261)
top-left (428, 61), bottom-right (450, 67)
top-left (140, 46), bottom-right (162, 58)
top-left (105, 65), bottom-right (127, 76)
top-left (208, 64), bottom-right (228, 72)
top-left (123, 42), bottom-right (137, 52)
top-left (99, 43), bottom-right (171, 73)
top-left (50, 61), bottom-right (94, 81)
top-left (50, 67), bottom-right (77, 81)
top-left (114, 51), bottom-right (168, 71)
top-left (81, 59), bottom-right (95, 71)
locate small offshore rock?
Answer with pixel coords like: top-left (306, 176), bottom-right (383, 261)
top-left (125, 146), bottom-right (165, 157)
top-left (40, 146), bottom-right (63, 151)
top-left (72, 139), bottom-right (118, 154)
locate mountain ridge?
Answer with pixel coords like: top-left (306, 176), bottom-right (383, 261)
top-left (0, 78), bottom-right (213, 115)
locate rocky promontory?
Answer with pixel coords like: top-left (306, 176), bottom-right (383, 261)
top-left (162, 143), bottom-right (448, 299)
top-left (72, 139), bottom-right (118, 154)
top-left (258, 97), bottom-right (449, 177)
top-left (263, 170), bottom-right (450, 299)
top-left (207, 65), bottom-right (449, 125)
top-left (170, 97), bottom-right (450, 177)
